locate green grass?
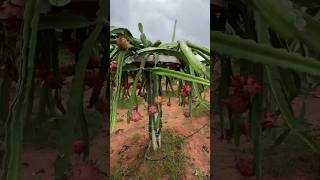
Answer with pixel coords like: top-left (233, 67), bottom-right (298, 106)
top-left (110, 167), bottom-right (130, 180)
top-left (192, 102), bottom-right (210, 118)
top-left (144, 129), bottom-right (186, 180)
top-left (117, 96), bottom-right (143, 109)
top-left (24, 109), bottom-right (103, 148)
top-left (192, 168), bottom-right (208, 180)
top-left (132, 133), bottom-right (141, 143)
top-left (110, 129), bottom-right (187, 180)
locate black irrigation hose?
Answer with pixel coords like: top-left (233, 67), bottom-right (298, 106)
top-left (182, 123), bottom-right (208, 140)
top-left (144, 142), bottom-right (168, 162)
top-left (144, 123), bottom-right (209, 162)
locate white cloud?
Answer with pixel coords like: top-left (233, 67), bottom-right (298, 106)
top-left (110, 0), bottom-right (210, 47)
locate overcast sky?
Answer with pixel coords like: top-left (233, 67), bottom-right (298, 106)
top-left (110, 0), bottom-right (210, 48)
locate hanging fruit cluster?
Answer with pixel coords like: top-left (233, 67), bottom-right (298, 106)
top-left (224, 74), bottom-right (262, 113)
top-left (181, 84), bottom-right (192, 98)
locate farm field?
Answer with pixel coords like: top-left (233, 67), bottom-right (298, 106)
top-left (211, 0), bottom-right (320, 179)
top-left (213, 87), bottom-right (320, 180)
top-left (111, 95), bottom-right (210, 179)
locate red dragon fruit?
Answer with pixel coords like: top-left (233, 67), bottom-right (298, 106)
top-left (243, 75), bottom-right (262, 97)
top-left (109, 60), bottom-right (117, 72)
top-left (225, 74), bottom-right (263, 113)
top-left (181, 90), bottom-right (188, 98)
top-left (184, 84), bottom-right (192, 94)
top-left (132, 112), bottom-right (142, 122)
top-left (148, 105), bottom-right (157, 115)
top-left (183, 111), bottom-right (190, 118)
top-left (224, 95), bottom-right (250, 113)
top-left (262, 112), bottom-right (277, 130)
top-left (71, 141), bottom-right (85, 155)
top-left (231, 75), bottom-right (247, 88)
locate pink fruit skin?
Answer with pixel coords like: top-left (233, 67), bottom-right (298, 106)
top-left (192, 97), bottom-right (197, 103)
top-left (71, 141), bottom-right (84, 155)
top-left (184, 84), bottom-right (192, 94)
top-left (181, 90), bottom-right (188, 98)
top-left (149, 105), bottom-right (157, 114)
top-left (110, 61), bottom-right (117, 72)
top-left (183, 111), bottom-right (190, 118)
top-left (224, 74), bottom-right (263, 114)
top-left (224, 95), bottom-right (250, 113)
top-left (132, 112), bottom-right (142, 122)
top-left (232, 74), bottom-right (262, 97)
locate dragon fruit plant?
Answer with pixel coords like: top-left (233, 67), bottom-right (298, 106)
top-left (0, 0), bottom-right (108, 179)
top-left (110, 22), bottom-right (210, 151)
top-left (212, 0), bottom-right (320, 178)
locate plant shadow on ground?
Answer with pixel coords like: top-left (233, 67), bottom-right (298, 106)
top-left (24, 109), bottom-right (103, 148)
top-left (111, 129), bottom-right (187, 180)
top-left (262, 132), bottom-right (320, 178)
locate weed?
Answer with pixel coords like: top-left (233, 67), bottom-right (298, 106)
top-left (192, 168), bottom-right (208, 180)
top-left (117, 97), bottom-right (143, 109)
top-left (132, 133), bottom-right (141, 143)
top-left (113, 130), bottom-right (187, 179)
top-left (145, 129), bottom-right (186, 179)
top-left (110, 167), bottom-right (130, 180)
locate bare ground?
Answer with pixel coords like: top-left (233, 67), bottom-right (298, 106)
top-left (110, 96), bottom-right (210, 179)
